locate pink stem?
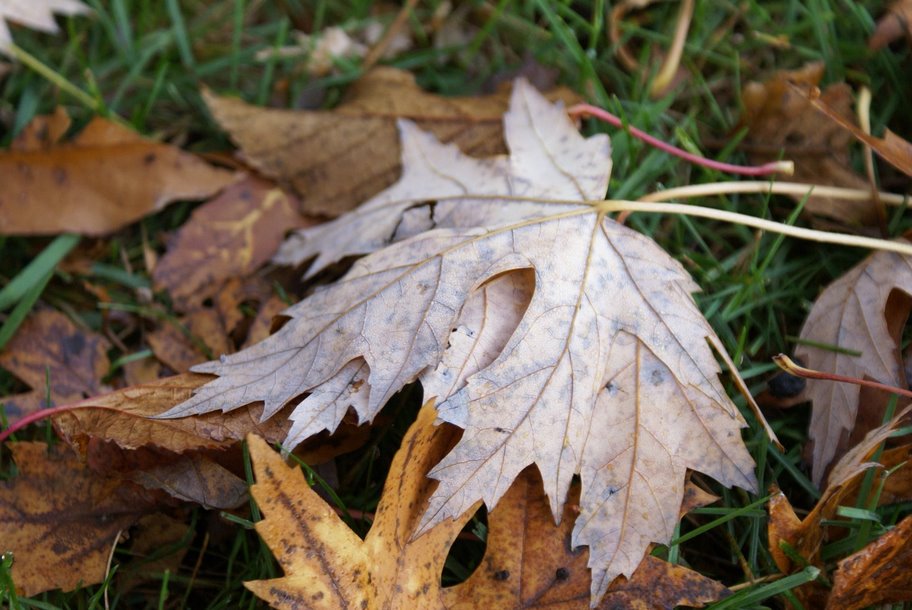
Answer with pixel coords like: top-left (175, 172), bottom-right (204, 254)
top-left (568, 103), bottom-right (793, 177)
top-left (0, 403), bottom-right (82, 444)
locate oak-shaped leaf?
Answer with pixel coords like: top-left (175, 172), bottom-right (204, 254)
top-left (161, 80), bottom-right (756, 604)
top-left (795, 243), bottom-right (912, 484)
top-left (245, 403), bottom-right (729, 609)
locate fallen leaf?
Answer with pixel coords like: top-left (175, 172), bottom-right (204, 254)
top-left (740, 62), bottom-right (876, 225)
top-left (52, 373), bottom-right (290, 454)
top-left (0, 441), bottom-right (157, 596)
top-left (246, 403), bottom-right (727, 609)
top-left (147, 309), bottom-right (233, 373)
top-left (129, 452), bottom-right (248, 510)
top-left (117, 514), bottom-right (190, 592)
top-left (163, 79), bottom-right (757, 604)
top-left (0, 110), bottom-right (233, 235)
top-left (869, 0), bottom-right (912, 50)
top-left (444, 467), bottom-right (729, 609)
top-left (0, 0), bottom-right (91, 55)
top-left (795, 243), bottom-right (912, 484)
top-left (827, 513), bottom-right (912, 609)
top-left (241, 294), bottom-right (289, 348)
top-left (153, 175), bottom-right (311, 309)
top-left (203, 66), bottom-right (579, 216)
top-left (0, 309), bottom-right (110, 424)
top-left (767, 405), bottom-right (912, 607)
top-left (802, 84), bottom-right (912, 177)
top-left (244, 402), bottom-right (473, 608)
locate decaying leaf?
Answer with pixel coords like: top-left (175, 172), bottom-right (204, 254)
top-left (0, 441), bottom-right (157, 596)
top-left (795, 243), bottom-right (912, 484)
top-left (444, 467), bottom-right (728, 609)
top-left (740, 62), bottom-right (875, 225)
top-left (0, 309), bottom-right (110, 424)
top-left (0, 0), bottom-right (91, 55)
top-left (827, 513), bottom-right (912, 610)
top-left (244, 402), bottom-right (473, 608)
top-left (162, 79), bottom-right (757, 604)
top-left (768, 405), bottom-right (912, 607)
top-left (53, 373), bottom-right (290, 454)
top-left (129, 452), bottom-right (248, 510)
top-left (153, 175), bottom-right (311, 309)
top-left (203, 66), bottom-right (578, 216)
top-left (0, 110), bottom-right (233, 235)
top-left (246, 403), bottom-right (727, 609)
top-left (869, 0), bottom-right (912, 50)
top-left (147, 308), bottom-right (233, 373)
top-left (802, 85), bottom-right (912, 178)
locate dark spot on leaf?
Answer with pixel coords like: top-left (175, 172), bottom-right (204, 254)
top-left (650, 369), bottom-right (663, 385)
top-left (494, 569), bottom-right (510, 581)
top-left (555, 567), bottom-right (570, 581)
top-left (52, 166), bottom-right (67, 185)
top-left (311, 591), bottom-right (324, 601)
top-left (143, 152), bottom-right (157, 165)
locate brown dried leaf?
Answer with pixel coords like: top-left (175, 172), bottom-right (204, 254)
top-left (117, 514), bottom-right (191, 593)
top-left (244, 402), bottom-right (473, 608)
top-left (0, 111), bottom-right (233, 235)
top-left (165, 81), bottom-right (756, 605)
top-left (52, 373), bottom-right (290, 453)
top-left (203, 66), bottom-right (579, 216)
top-left (795, 243), bottom-right (912, 484)
top-left (153, 175), bottom-right (312, 309)
top-left (740, 62), bottom-right (875, 225)
top-left (869, 0), bottom-right (912, 50)
top-left (0, 442), bottom-right (156, 596)
top-left (802, 85), bottom-right (912, 177)
top-left (147, 309), bottom-right (233, 373)
top-left (129, 452), bottom-right (248, 510)
top-left (444, 468), bottom-right (728, 609)
top-left (827, 513), bottom-right (912, 609)
top-left (0, 309), bottom-right (110, 424)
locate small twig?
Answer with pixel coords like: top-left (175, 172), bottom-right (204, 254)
top-left (773, 354), bottom-right (912, 400)
top-left (568, 103), bottom-right (794, 177)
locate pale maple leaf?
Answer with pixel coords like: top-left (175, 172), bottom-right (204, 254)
top-left (159, 80), bottom-right (757, 604)
top-left (0, 0), bottom-right (91, 55)
top-left (796, 245), bottom-right (912, 485)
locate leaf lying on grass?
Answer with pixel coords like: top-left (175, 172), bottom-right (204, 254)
top-left (203, 66), bottom-right (579, 216)
top-left (795, 243), bottom-right (912, 484)
top-left (0, 309), bottom-right (110, 424)
top-left (0, 441), bottom-right (158, 596)
top-left (827, 513), bottom-right (912, 610)
top-left (162, 79), bottom-right (757, 604)
top-left (246, 402), bottom-right (729, 609)
top-left (0, 109), bottom-right (233, 235)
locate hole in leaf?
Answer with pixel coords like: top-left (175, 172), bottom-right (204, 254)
top-left (440, 504), bottom-right (487, 587)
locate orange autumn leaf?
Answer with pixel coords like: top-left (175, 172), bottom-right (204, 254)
top-left (0, 110), bottom-right (233, 235)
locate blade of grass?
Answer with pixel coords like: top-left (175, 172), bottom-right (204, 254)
top-left (0, 234), bottom-right (79, 311)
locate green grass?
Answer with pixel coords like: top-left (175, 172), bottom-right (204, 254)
top-left (1, 1), bottom-right (911, 608)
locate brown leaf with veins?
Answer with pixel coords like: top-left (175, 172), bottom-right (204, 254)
top-left (0, 309), bottom-right (110, 424)
top-left (129, 452), bottom-right (248, 509)
top-left (444, 467), bottom-right (728, 609)
top-left (52, 373), bottom-right (290, 454)
top-left (740, 62), bottom-right (875, 225)
top-left (147, 309), bottom-right (233, 373)
top-left (153, 175), bottom-right (312, 309)
top-left (203, 66), bottom-right (579, 216)
top-left (0, 110), bottom-right (233, 235)
top-left (795, 243), bottom-right (912, 484)
top-left (0, 441), bottom-right (157, 596)
top-left (246, 403), bottom-right (726, 610)
top-left (826, 513), bottom-right (912, 609)
top-left (164, 80), bottom-right (756, 605)
top-left (244, 402), bottom-right (472, 608)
